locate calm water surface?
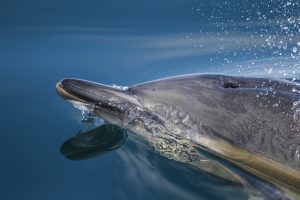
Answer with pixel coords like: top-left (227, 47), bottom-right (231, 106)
top-left (1, 0), bottom-right (300, 199)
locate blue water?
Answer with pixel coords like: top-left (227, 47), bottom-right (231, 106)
top-left (1, 0), bottom-right (300, 199)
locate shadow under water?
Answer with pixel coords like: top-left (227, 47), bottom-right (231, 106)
top-left (60, 124), bottom-right (127, 160)
top-left (60, 123), bottom-right (293, 200)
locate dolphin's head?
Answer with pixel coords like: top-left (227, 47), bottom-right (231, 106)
top-left (56, 78), bottom-right (143, 126)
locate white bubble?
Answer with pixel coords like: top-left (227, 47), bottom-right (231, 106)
top-left (112, 84), bottom-right (129, 90)
top-left (293, 47), bottom-right (298, 53)
top-left (264, 67), bottom-right (273, 74)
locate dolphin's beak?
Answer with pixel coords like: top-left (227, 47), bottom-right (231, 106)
top-left (56, 80), bottom-right (84, 102)
top-left (56, 78), bottom-right (142, 108)
top-left (56, 78), bottom-right (143, 124)
top-left (56, 79), bottom-right (110, 103)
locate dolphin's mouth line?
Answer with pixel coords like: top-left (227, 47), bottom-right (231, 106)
top-left (56, 81), bottom-right (87, 103)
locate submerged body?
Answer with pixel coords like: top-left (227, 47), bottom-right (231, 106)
top-left (56, 74), bottom-right (300, 198)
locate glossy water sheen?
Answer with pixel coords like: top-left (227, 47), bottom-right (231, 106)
top-left (1, 0), bottom-right (300, 199)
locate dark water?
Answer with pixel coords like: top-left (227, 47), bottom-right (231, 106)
top-left (1, 0), bottom-right (300, 199)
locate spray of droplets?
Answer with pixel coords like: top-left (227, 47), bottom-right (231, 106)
top-left (190, 0), bottom-right (300, 77)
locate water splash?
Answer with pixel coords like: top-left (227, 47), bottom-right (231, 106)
top-left (68, 100), bottom-right (103, 131)
top-left (296, 149), bottom-right (300, 169)
top-left (112, 84), bottom-right (129, 90)
top-left (292, 100), bottom-right (300, 123)
top-left (190, 0), bottom-right (300, 78)
top-left (69, 100), bottom-right (94, 113)
top-left (289, 144), bottom-right (300, 169)
top-left (81, 110), bottom-right (96, 123)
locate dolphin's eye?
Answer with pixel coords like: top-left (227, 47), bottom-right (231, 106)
top-left (223, 82), bottom-right (239, 88)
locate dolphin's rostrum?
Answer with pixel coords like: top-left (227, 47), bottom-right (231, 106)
top-left (56, 74), bottom-right (300, 198)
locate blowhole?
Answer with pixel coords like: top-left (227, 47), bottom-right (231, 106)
top-left (223, 82), bottom-right (239, 88)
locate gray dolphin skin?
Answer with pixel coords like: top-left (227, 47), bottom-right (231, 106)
top-left (56, 74), bottom-right (300, 198)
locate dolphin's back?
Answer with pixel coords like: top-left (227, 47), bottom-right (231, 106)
top-left (131, 74), bottom-right (300, 95)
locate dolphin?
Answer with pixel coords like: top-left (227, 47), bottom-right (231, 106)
top-left (56, 74), bottom-right (300, 198)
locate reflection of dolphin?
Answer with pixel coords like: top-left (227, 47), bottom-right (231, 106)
top-left (60, 124), bottom-right (127, 160)
top-left (56, 74), bottom-right (300, 198)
